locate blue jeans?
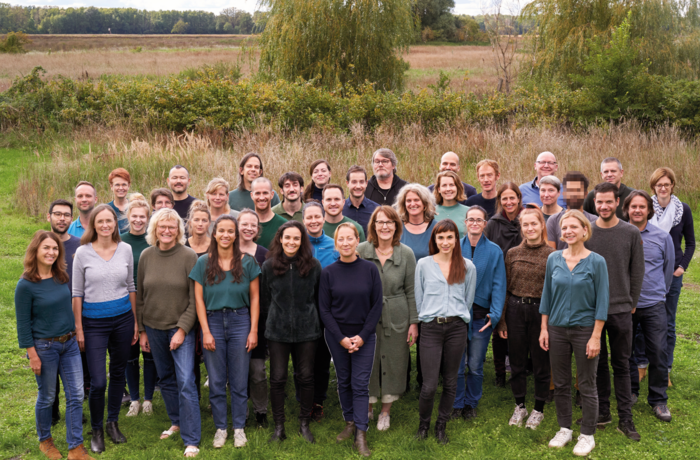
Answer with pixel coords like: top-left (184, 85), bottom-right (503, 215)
top-left (34, 336), bottom-right (84, 449)
top-left (454, 316), bottom-right (492, 409)
top-left (126, 344), bottom-right (158, 401)
top-left (146, 326), bottom-right (201, 447)
top-left (203, 308), bottom-right (251, 430)
top-left (629, 302), bottom-right (668, 406)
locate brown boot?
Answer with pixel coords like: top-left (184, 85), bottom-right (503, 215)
top-left (668, 373), bottom-right (673, 387)
top-left (336, 421), bottom-right (356, 443)
top-left (67, 444), bottom-right (94, 460)
top-left (354, 429), bottom-right (371, 457)
top-left (638, 367), bottom-right (647, 382)
top-left (39, 438), bottom-right (62, 460)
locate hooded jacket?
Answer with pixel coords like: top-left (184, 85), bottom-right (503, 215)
top-left (484, 212), bottom-right (522, 258)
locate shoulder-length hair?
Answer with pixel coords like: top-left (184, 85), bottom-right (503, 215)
top-left (394, 183), bottom-right (437, 223)
top-left (519, 204), bottom-right (549, 244)
top-left (560, 210), bottom-right (593, 243)
top-left (428, 219), bottom-right (467, 285)
top-left (268, 221), bottom-right (315, 277)
top-left (205, 177), bottom-right (232, 214)
top-left (80, 204), bottom-right (122, 245)
top-left (367, 205), bottom-right (403, 247)
top-left (650, 167), bottom-right (676, 194)
top-left (433, 171), bottom-right (466, 205)
top-left (206, 215), bottom-right (244, 285)
top-left (238, 152), bottom-right (265, 191)
top-left (186, 200), bottom-right (211, 234)
top-left (622, 190), bottom-right (654, 221)
top-left (495, 182), bottom-right (523, 217)
top-left (147, 208), bottom-right (186, 247)
top-left (303, 159), bottom-right (332, 202)
top-left (22, 231), bottom-right (69, 284)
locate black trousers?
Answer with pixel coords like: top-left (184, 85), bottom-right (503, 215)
top-left (492, 333), bottom-right (508, 378)
top-left (269, 340), bottom-right (316, 424)
top-left (597, 312), bottom-right (634, 422)
top-left (505, 299), bottom-right (550, 402)
top-left (294, 331), bottom-right (332, 406)
top-left (418, 319), bottom-right (468, 424)
top-left (629, 302), bottom-right (668, 406)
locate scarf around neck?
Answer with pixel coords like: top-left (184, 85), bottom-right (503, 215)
top-left (651, 194), bottom-right (683, 233)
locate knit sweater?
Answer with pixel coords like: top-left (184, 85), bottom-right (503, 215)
top-left (136, 244), bottom-right (198, 333)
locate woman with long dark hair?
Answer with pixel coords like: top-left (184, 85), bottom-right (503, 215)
top-left (189, 215), bottom-right (260, 449)
top-left (261, 221), bottom-right (323, 443)
top-left (303, 159), bottom-right (332, 202)
top-left (414, 219), bottom-right (476, 445)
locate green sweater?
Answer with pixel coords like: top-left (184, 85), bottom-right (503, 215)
top-left (272, 202), bottom-right (304, 223)
top-left (120, 231), bottom-right (150, 288)
top-left (136, 244), bottom-right (199, 333)
top-left (229, 188), bottom-right (280, 212)
top-left (323, 216), bottom-right (366, 242)
top-left (258, 213), bottom-right (288, 249)
top-left (436, 203), bottom-right (470, 238)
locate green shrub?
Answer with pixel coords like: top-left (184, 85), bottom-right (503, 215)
top-left (0, 31), bottom-right (31, 54)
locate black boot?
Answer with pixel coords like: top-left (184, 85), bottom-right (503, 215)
top-left (415, 421), bottom-right (429, 440)
top-left (435, 421), bottom-right (449, 445)
top-left (299, 418), bottom-right (315, 443)
top-left (105, 421), bottom-right (126, 444)
top-left (91, 428), bottom-right (105, 453)
top-left (268, 423), bottom-right (286, 443)
top-left (255, 412), bottom-right (269, 428)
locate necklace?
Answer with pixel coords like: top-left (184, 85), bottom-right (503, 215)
top-left (405, 220), bottom-right (426, 226)
top-left (376, 246), bottom-right (394, 256)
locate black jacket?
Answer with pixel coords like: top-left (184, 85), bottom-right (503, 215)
top-left (261, 258), bottom-right (322, 343)
top-left (484, 212), bottom-right (522, 257)
top-left (366, 174), bottom-right (408, 207)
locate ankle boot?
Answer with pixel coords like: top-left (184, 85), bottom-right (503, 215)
top-left (67, 444), bottom-right (95, 460)
top-left (39, 437), bottom-right (62, 460)
top-left (354, 429), bottom-right (371, 457)
top-left (435, 421), bottom-right (449, 445)
top-left (268, 423), bottom-right (286, 443)
top-left (336, 420), bottom-right (356, 443)
top-left (90, 429), bottom-right (105, 453)
top-left (105, 421), bottom-right (126, 444)
top-left (415, 421), bottom-right (429, 440)
top-left (299, 418), bottom-right (315, 443)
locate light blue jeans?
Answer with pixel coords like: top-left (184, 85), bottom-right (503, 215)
top-left (454, 316), bottom-right (493, 409)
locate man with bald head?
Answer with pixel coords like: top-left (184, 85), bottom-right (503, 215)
top-left (427, 151), bottom-right (477, 205)
top-left (519, 151), bottom-right (566, 207)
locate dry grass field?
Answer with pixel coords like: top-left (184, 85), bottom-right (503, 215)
top-left (21, 33), bottom-right (253, 52)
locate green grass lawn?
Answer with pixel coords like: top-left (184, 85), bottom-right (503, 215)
top-left (1, 147), bottom-right (699, 459)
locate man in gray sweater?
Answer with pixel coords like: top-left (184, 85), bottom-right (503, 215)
top-left (585, 182), bottom-right (645, 442)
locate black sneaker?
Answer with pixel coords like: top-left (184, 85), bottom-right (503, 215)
top-left (631, 393), bottom-right (638, 405)
top-left (575, 390), bottom-right (582, 408)
top-left (653, 405), bottom-right (672, 422)
top-left (576, 412), bottom-right (612, 426)
top-left (121, 391), bottom-right (131, 405)
top-left (617, 420), bottom-right (641, 441)
top-left (463, 406), bottom-right (477, 420)
top-left (449, 408), bottom-right (463, 421)
top-left (255, 412), bottom-right (268, 428)
top-left (494, 375), bottom-right (506, 388)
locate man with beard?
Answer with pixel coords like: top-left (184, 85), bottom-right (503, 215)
top-left (167, 165), bottom-right (197, 221)
top-left (343, 165), bottom-right (378, 235)
top-left (546, 172), bottom-right (597, 250)
top-left (252, 177), bottom-right (287, 249)
top-left (322, 184), bottom-right (365, 242)
top-left (465, 159), bottom-right (501, 218)
top-left (365, 148), bottom-right (408, 206)
top-left (272, 172), bottom-right (305, 223)
top-left (427, 151), bottom-right (478, 203)
top-left (519, 151), bottom-right (566, 207)
top-left (229, 152), bottom-right (281, 211)
top-left (67, 181), bottom-right (98, 238)
top-left (583, 158), bottom-right (635, 221)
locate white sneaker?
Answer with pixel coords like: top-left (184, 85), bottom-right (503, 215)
top-left (573, 434), bottom-right (595, 456)
top-left (368, 407), bottom-right (374, 421)
top-left (548, 428), bottom-right (573, 448)
top-left (509, 405), bottom-right (528, 427)
top-left (233, 429), bottom-right (247, 448)
top-left (204, 377), bottom-right (209, 388)
top-left (525, 410), bottom-right (544, 430)
top-left (126, 400), bottom-right (141, 417)
top-left (142, 400), bottom-right (153, 415)
top-left (377, 412), bottom-right (390, 431)
top-left (213, 429), bottom-right (227, 448)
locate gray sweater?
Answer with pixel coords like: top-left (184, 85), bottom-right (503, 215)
top-left (585, 220), bottom-right (645, 315)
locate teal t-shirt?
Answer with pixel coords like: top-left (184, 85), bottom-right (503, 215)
top-left (120, 232), bottom-right (150, 288)
top-left (189, 254), bottom-right (261, 311)
top-left (436, 203), bottom-right (470, 238)
top-left (323, 216), bottom-right (366, 242)
top-left (257, 213), bottom-right (288, 249)
top-left (228, 188), bottom-right (280, 212)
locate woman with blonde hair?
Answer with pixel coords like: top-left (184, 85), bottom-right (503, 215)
top-left (205, 178), bottom-right (240, 235)
top-left (186, 201), bottom-right (211, 258)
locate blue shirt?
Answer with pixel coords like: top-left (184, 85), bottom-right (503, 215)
top-left (414, 256), bottom-right (477, 324)
top-left (400, 220), bottom-right (437, 262)
top-left (108, 201), bottom-right (130, 233)
top-left (539, 251), bottom-right (609, 327)
top-left (67, 218), bottom-right (86, 238)
top-left (460, 234), bottom-right (507, 326)
top-left (343, 197), bottom-right (379, 235)
top-left (637, 223), bottom-right (675, 309)
top-left (520, 177), bottom-right (566, 208)
top-left (309, 231), bottom-right (339, 269)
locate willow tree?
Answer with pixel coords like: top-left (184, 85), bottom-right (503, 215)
top-left (258, 0), bottom-right (415, 91)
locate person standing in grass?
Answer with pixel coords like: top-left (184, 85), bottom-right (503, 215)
top-left (167, 165), bottom-right (197, 222)
top-left (358, 206), bottom-right (418, 432)
top-left (322, 184), bottom-right (366, 242)
top-left (540, 210), bottom-right (608, 457)
top-left (538, 176), bottom-right (563, 222)
top-left (272, 172), bottom-right (305, 222)
top-left (15, 231), bottom-right (93, 460)
top-left (68, 181), bottom-right (98, 238)
top-left (320, 223), bottom-right (383, 457)
top-left (465, 159), bottom-right (501, 218)
top-left (497, 205), bottom-right (553, 430)
top-left (205, 178), bottom-right (240, 235)
top-left (343, 165), bottom-right (379, 235)
top-left (190, 215), bottom-right (261, 449)
top-left (121, 198), bottom-right (159, 419)
top-left (303, 159), bottom-right (332, 203)
top-left (137, 209), bottom-right (200, 458)
top-left (414, 219), bottom-right (475, 445)
top-left (229, 152), bottom-right (281, 211)
top-left (366, 148), bottom-right (408, 206)
top-left (150, 188), bottom-right (175, 211)
top-left (185, 201), bottom-right (211, 257)
top-left (434, 171), bottom-right (470, 238)
top-left (262, 221), bottom-right (322, 443)
top-left (106, 168), bottom-right (132, 233)
top-left (252, 177), bottom-right (287, 249)
top-left (72, 204), bottom-right (138, 454)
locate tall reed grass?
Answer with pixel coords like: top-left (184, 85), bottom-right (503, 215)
top-left (17, 121), bottom-right (700, 218)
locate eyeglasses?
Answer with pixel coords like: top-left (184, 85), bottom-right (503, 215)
top-left (373, 159), bottom-right (392, 166)
top-left (466, 218), bottom-right (486, 224)
top-left (536, 161), bottom-right (557, 166)
top-left (239, 223), bottom-right (258, 229)
top-left (51, 212), bottom-right (72, 219)
top-left (157, 225), bottom-right (178, 232)
top-left (655, 183), bottom-right (673, 189)
top-left (375, 221), bottom-right (396, 227)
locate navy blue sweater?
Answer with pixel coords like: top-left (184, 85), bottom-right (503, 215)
top-left (319, 257), bottom-right (383, 343)
top-left (669, 202), bottom-right (696, 270)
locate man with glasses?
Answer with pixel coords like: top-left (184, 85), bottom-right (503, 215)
top-left (365, 148), bottom-right (408, 206)
top-left (67, 181), bottom-right (98, 238)
top-left (519, 152), bottom-right (566, 207)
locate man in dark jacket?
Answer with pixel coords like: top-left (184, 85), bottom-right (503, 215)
top-left (365, 148), bottom-right (408, 206)
top-left (583, 157), bottom-right (634, 220)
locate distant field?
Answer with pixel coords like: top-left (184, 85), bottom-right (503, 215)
top-left (20, 34), bottom-right (255, 52)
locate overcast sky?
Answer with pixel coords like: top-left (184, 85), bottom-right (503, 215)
top-left (11, 0), bottom-right (486, 16)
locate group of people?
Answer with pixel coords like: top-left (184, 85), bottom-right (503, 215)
top-left (15, 148), bottom-right (695, 459)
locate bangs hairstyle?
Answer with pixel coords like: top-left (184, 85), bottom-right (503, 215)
top-left (108, 167), bottom-right (131, 185)
top-left (428, 219), bottom-right (467, 285)
top-left (333, 222), bottom-right (360, 244)
top-left (80, 204), bottom-right (122, 245)
top-left (268, 221), bottom-right (315, 277)
top-left (622, 190), bottom-right (655, 221)
top-left (649, 167), bottom-right (676, 193)
top-left (206, 215), bottom-right (244, 285)
top-left (539, 175), bottom-right (561, 192)
top-left (237, 208), bottom-right (262, 242)
top-left (395, 183), bottom-right (436, 222)
top-left (559, 210), bottom-right (593, 243)
top-left (367, 205), bottom-right (402, 247)
top-left (205, 177), bottom-right (232, 213)
top-left (22, 230), bottom-right (69, 284)
top-left (496, 182), bottom-right (523, 216)
top-left (186, 200), bottom-right (211, 233)
top-left (433, 170), bottom-right (466, 205)
top-left (304, 159), bottom-right (332, 201)
top-left (520, 204), bottom-right (549, 244)
top-left (126, 198), bottom-right (151, 219)
top-left (238, 152), bottom-right (265, 190)
top-left (147, 208), bottom-right (186, 247)
top-left (150, 188), bottom-right (174, 208)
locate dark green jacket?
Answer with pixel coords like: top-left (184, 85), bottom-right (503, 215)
top-left (261, 257), bottom-right (322, 343)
